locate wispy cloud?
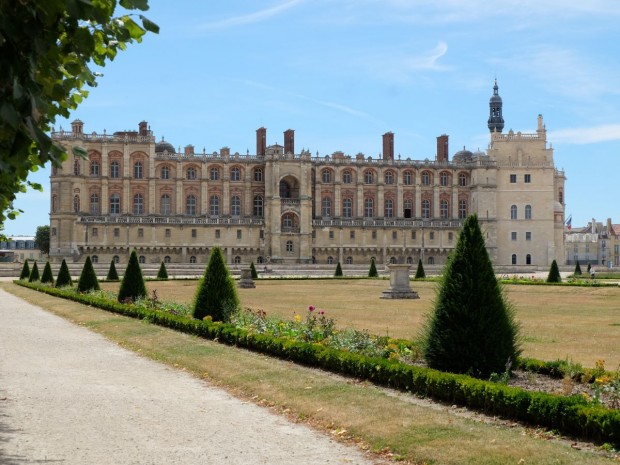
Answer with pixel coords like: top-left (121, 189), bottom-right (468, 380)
top-left (406, 41), bottom-right (448, 71)
top-left (549, 124), bottom-right (620, 144)
top-left (198, 0), bottom-right (303, 31)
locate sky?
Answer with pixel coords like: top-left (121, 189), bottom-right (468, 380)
top-left (5, 0), bottom-right (620, 236)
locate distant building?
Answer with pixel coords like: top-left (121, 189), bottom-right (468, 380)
top-left (565, 219), bottom-right (613, 268)
top-left (0, 236), bottom-right (44, 263)
top-left (49, 82), bottom-right (566, 270)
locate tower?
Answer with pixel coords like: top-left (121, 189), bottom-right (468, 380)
top-left (487, 79), bottom-right (504, 133)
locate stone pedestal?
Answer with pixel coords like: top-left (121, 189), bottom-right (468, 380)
top-left (380, 264), bottom-right (419, 299)
top-left (237, 268), bottom-right (256, 288)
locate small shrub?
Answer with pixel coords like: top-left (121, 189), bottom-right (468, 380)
top-left (118, 251), bottom-right (147, 303)
top-left (156, 261), bottom-right (168, 280)
top-left (55, 259), bottom-right (72, 287)
top-left (547, 259), bottom-right (562, 283)
top-left (193, 246), bottom-right (239, 322)
top-left (250, 261), bottom-right (258, 279)
top-left (19, 260), bottom-right (30, 280)
top-left (334, 262), bottom-right (343, 277)
top-left (28, 261), bottom-right (40, 282)
top-left (77, 256), bottom-right (100, 292)
top-left (368, 258), bottom-right (378, 278)
top-left (106, 260), bottom-right (119, 281)
top-left (415, 258), bottom-right (426, 279)
top-left (574, 261), bottom-right (582, 276)
top-left (41, 261), bottom-right (54, 284)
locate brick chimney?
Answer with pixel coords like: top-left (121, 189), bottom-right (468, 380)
top-left (139, 121), bottom-right (148, 136)
top-left (382, 132), bottom-right (394, 161)
top-left (436, 134), bottom-right (449, 162)
top-left (256, 127), bottom-right (266, 157)
top-left (284, 129), bottom-right (295, 154)
top-left (184, 145), bottom-right (194, 156)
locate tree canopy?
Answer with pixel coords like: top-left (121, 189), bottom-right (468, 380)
top-left (34, 225), bottom-right (50, 255)
top-left (0, 0), bottom-right (158, 226)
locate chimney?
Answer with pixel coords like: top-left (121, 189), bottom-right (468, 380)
top-left (71, 119), bottom-right (84, 135)
top-left (436, 134), bottom-right (449, 162)
top-left (284, 129), bottom-right (295, 154)
top-left (184, 145), bottom-right (194, 156)
top-left (256, 127), bottom-right (266, 157)
top-left (139, 121), bottom-right (148, 136)
top-left (382, 132), bottom-right (394, 161)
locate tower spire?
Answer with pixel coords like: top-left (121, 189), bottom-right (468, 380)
top-left (487, 79), bottom-right (504, 133)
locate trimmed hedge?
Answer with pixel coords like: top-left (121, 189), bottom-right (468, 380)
top-left (16, 280), bottom-right (620, 447)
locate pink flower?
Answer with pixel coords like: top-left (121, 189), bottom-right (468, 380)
top-left (319, 310), bottom-right (325, 315)
top-left (308, 305), bottom-right (315, 312)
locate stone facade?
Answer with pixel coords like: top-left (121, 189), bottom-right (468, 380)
top-left (49, 84), bottom-right (566, 270)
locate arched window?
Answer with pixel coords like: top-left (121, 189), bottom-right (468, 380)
top-left (186, 166), bottom-right (196, 180)
top-left (161, 165), bottom-right (170, 179)
top-left (164, 255), bottom-right (171, 264)
top-left (92, 255), bottom-right (98, 264)
top-left (139, 255), bottom-right (146, 264)
top-left (110, 194), bottom-right (120, 214)
top-left (422, 171), bottom-right (431, 186)
top-left (511, 205), bottom-right (517, 220)
top-left (282, 213), bottom-right (294, 230)
top-left (364, 170), bottom-right (374, 184)
top-left (160, 194), bottom-right (171, 215)
top-left (321, 169), bottom-right (331, 183)
top-left (73, 195), bottom-right (80, 213)
top-left (231, 195), bottom-right (241, 216)
top-left (253, 168), bottom-right (263, 182)
top-left (321, 197), bottom-right (331, 217)
top-left (526, 254), bottom-right (532, 265)
top-left (73, 158), bottom-right (81, 175)
top-left (525, 204), bottom-right (532, 220)
top-left (458, 173), bottom-right (468, 186)
top-left (458, 199), bottom-right (468, 219)
top-left (403, 198), bottom-right (413, 218)
top-left (406, 256), bottom-right (413, 265)
top-left (384, 199), bottom-right (393, 218)
top-left (384, 171), bottom-right (394, 185)
top-left (230, 167), bottom-right (241, 181)
top-left (279, 180), bottom-right (290, 198)
top-left (186, 194), bottom-right (197, 215)
top-left (113, 255), bottom-right (120, 264)
top-left (403, 170), bottom-right (412, 185)
top-left (286, 240), bottom-right (293, 253)
top-left (209, 195), bottom-right (219, 216)
top-left (422, 199), bottom-right (431, 219)
top-left (109, 161), bottom-right (119, 178)
top-left (210, 167), bottom-right (220, 181)
top-left (345, 256), bottom-right (353, 265)
top-left (390, 256), bottom-right (397, 264)
top-left (512, 254), bottom-right (517, 265)
top-left (342, 170), bottom-right (352, 184)
top-left (327, 256), bottom-right (334, 265)
top-left (364, 198), bottom-right (374, 218)
top-left (90, 193), bottom-right (100, 214)
top-left (440, 171), bottom-right (449, 186)
top-left (189, 256), bottom-right (197, 264)
top-left (90, 161), bottom-right (100, 177)
top-left (133, 161), bottom-right (143, 179)
top-left (234, 256), bottom-right (241, 264)
top-left (440, 199), bottom-right (449, 219)
top-left (133, 193), bottom-right (144, 215)
top-left (256, 256), bottom-right (264, 264)
top-left (253, 195), bottom-right (263, 217)
top-left (342, 198), bottom-right (352, 218)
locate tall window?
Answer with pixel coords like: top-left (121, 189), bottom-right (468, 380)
top-left (133, 193), bottom-right (144, 215)
top-left (403, 198), bottom-right (413, 218)
top-left (384, 199), bottom-right (393, 218)
top-left (52, 195), bottom-right (57, 213)
top-left (440, 171), bottom-right (449, 186)
top-left (160, 194), bottom-right (171, 215)
top-left (422, 171), bottom-right (431, 186)
top-left (525, 204), bottom-right (532, 220)
top-left (90, 161), bottom-right (100, 177)
top-left (511, 205), bottom-right (517, 220)
top-left (110, 194), bottom-right (120, 214)
top-left (384, 171), bottom-right (394, 185)
top-left (342, 198), bottom-right (352, 218)
top-left (403, 170), bottom-right (412, 185)
top-left (110, 161), bottom-right (119, 178)
top-left (458, 173), bottom-right (468, 186)
top-left (186, 167), bottom-right (196, 180)
top-left (186, 194), bottom-right (197, 215)
top-left (90, 193), bottom-right (100, 214)
top-left (161, 165), bottom-right (170, 179)
top-left (364, 198), bottom-right (374, 218)
top-left (342, 170), bottom-right (352, 184)
top-left (364, 170), bottom-right (374, 184)
top-left (210, 167), bottom-right (220, 180)
top-left (422, 199), bottom-right (431, 218)
top-left (321, 197), bottom-right (331, 217)
top-left (231, 195), bottom-right (241, 216)
top-left (253, 195), bottom-right (263, 216)
top-left (321, 169), bottom-right (331, 183)
top-left (345, 256), bottom-right (353, 265)
top-left (253, 168), bottom-right (263, 182)
top-left (230, 167), bottom-right (241, 181)
top-left (73, 158), bottom-right (81, 175)
top-left (209, 195), bottom-right (219, 216)
top-left (440, 199), bottom-right (449, 219)
top-left (512, 254), bottom-right (517, 265)
top-left (134, 161), bottom-right (143, 179)
top-left (526, 254), bottom-right (532, 265)
top-left (286, 240), bottom-right (293, 252)
top-left (73, 195), bottom-right (80, 213)
top-left (458, 199), bottom-right (468, 219)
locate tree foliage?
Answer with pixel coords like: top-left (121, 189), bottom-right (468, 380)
top-left (368, 258), bottom-right (378, 278)
top-left (106, 260), bottom-right (119, 281)
top-left (118, 250), bottom-right (147, 302)
top-left (34, 225), bottom-right (50, 255)
top-left (193, 247), bottom-right (239, 322)
top-left (547, 259), bottom-right (562, 283)
top-left (415, 258), bottom-right (426, 279)
top-left (574, 261), bottom-right (582, 276)
top-left (28, 261), bottom-right (40, 282)
top-left (41, 261), bottom-right (54, 284)
top-left (423, 214), bottom-right (520, 378)
top-left (19, 260), bottom-right (30, 280)
top-left (250, 261), bottom-right (258, 279)
top-left (0, 0), bottom-right (158, 225)
top-left (156, 261), bottom-right (168, 280)
top-left (55, 259), bottom-right (72, 287)
top-left (77, 256), bottom-right (100, 292)
top-left (334, 262), bottom-right (343, 277)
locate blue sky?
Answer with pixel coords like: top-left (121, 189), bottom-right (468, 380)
top-left (5, 0), bottom-right (620, 235)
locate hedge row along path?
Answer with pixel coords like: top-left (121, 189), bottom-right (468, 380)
top-left (0, 287), bottom-right (378, 465)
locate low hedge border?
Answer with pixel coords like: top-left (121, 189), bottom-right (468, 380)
top-left (16, 281), bottom-right (620, 447)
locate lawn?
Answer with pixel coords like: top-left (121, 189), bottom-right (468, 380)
top-left (101, 278), bottom-right (620, 368)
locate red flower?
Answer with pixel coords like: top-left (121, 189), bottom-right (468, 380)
top-left (308, 305), bottom-right (315, 312)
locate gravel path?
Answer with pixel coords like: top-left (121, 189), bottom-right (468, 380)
top-left (0, 288), bottom-right (377, 465)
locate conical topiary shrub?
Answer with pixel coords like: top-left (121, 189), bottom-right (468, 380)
top-left (55, 259), bottom-right (72, 287)
top-left (574, 261), bottom-right (582, 276)
top-left (368, 258), bottom-right (378, 278)
top-left (118, 251), bottom-right (147, 303)
top-left (106, 260), bottom-right (119, 281)
top-left (415, 258), bottom-right (426, 279)
top-left (41, 261), bottom-right (54, 285)
top-left (587, 263), bottom-right (591, 274)
top-left (250, 261), bottom-right (258, 279)
top-left (423, 214), bottom-right (521, 379)
top-left (334, 261), bottom-right (343, 277)
top-left (28, 261), bottom-right (40, 282)
top-left (193, 247), bottom-right (239, 322)
top-left (157, 261), bottom-right (168, 280)
top-left (19, 260), bottom-right (30, 280)
top-left (77, 256), bottom-right (100, 293)
top-left (547, 259), bottom-right (562, 283)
